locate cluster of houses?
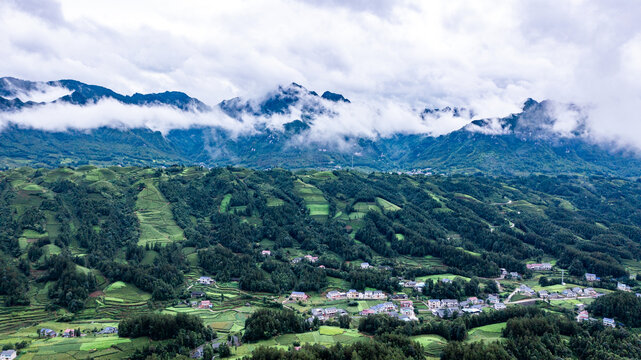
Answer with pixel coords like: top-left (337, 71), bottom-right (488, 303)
top-left (360, 300), bottom-right (418, 321)
top-left (400, 280), bottom-right (426, 291)
top-left (310, 307), bottom-right (349, 321)
top-left (326, 289), bottom-right (386, 301)
top-left (499, 268), bottom-right (522, 279)
top-left (516, 284), bottom-right (603, 300)
top-left (39, 328), bottom-right (79, 338)
top-left (576, 308), bottom-right (616, 328)
top-left (39, 327), bottom-right (116, 338)
top-left (526, 263), bottom-right (553, 271)
top-left (427, 296), bottom-right (506, 317)
top-left (292, 255), bottom-right (319, 264)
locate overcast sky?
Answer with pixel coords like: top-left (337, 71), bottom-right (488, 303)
top-left (1, 0), bottom-right (641, 145)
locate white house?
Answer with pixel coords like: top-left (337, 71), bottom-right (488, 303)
top-left (0, 350), bottom-right (17, 360)
top-left (494, 303), bottom-right (506, 310)
top-left (261, 250), bottom-right (271, 256)
top-left (576, 310), bottom-right (589, 322)
top-left (585, 273), bottom-right (597, 281)
top-left (603, 317), bottom-right (616, 328)
top-left (526, 263), bottom-right (552, 271)
top-left (326, 291), bottom-right (345, 300)
top-left (198, 276), bottom-right (214, 285)
top-left (360, 262), bottom-right (371, 269)
top-left (291, 291), bottom-right (308, 301)
top-left (441, 299), bottom-right (459, 308)
top-left (346, 289), bottom-right (362, 299)
top-left (427, 299), bottom-right (441, 309)
top-left (617, 282), bottom-right (631, 292)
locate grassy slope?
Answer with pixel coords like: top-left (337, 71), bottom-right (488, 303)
top-left (135, 181), bottom-right (185, 246)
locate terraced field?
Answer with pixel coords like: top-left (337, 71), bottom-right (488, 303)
top-left (466, 322), bottom-right (507, 343)
top-left (93, 282), bottom-right (151, 319)
top-left (409, 334), bottom-right (447, 358)
top-left (0, 305), bottom-right (54, 334)
top-left (135, 181), bottom-right (185, 246)
top-left (375, 197), bottom-right (401, 211)
top-left (293, 179), bottom-right (329, 221)
top-left (232, 328), bottom-right (365, 358)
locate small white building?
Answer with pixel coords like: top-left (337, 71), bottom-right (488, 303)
top-left (326, 291), bottom-right (345, 300)
top-left (617, 282), bottom-right (631, 292)
top-left (427, 299), bottom-right (441, 309)
top-left (494, 302), bottom-right (506, 310)
top-left (0, 350), bottom-right (17, 360)
top-left (441, 299), bottom-right (459, 308)
top-left (198, 276), bottom-right (214, 285)
top-left (347, 289), bottom-right (362, 299)
top-left (360, 262), bottom-right (371, 269)
top-left (585, 273), bottom-right (597, 281)
top-left (291, 291), bottom-right (308, 301)
top-left (576, 310), bottom-right (589, 322)
top-left (603, 317), bottom-right (616, 328)
top-left (261, 250), bottom-right (271, 256)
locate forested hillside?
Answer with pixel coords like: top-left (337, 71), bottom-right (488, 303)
top-left (2, 167), bottom-right (641, 302)
top-left (3, 166), bottom-right (641, 358)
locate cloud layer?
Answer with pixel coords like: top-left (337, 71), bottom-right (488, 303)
top-left (1, 1), bottom-right (641, 149)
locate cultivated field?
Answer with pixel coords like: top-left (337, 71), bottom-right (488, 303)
top-left (135, 181), bottom-right (185, 246)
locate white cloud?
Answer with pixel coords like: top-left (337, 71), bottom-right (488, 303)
top-left (0, 0), bottom-right (640, 149)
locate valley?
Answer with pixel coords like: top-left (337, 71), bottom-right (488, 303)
top-left (2, 166), bottom-right (641, 358)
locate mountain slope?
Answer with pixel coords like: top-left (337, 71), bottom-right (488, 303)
top-left (1, 77), bottom-right (640, 176)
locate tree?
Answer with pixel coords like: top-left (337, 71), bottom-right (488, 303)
top-left (218, 343), bottom-right (231, 358)
top-left (203, 343), bottom-right (214, 360)
top-left (339, 314), bottom-right (351, 329)
top-left (568, 259), bottom-right (585, 277)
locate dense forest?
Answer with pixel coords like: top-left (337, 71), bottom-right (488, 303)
top-left (2, 167), bottom-right (641, 308)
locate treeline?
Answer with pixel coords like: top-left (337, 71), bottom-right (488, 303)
top-left (0, 255), bottom-right (29, 306)
top-left (248, 334), bottom-right (426, 360)
top-left (120, 312), bottom-right (216, 359)
top-left (358, 307), bottom-right (543, 341)
top-left (243, 308), bottom-right (314, 342)
top-left (41, 255), bottom-right (96, 312)
top-left (442, 312), bottom-right (641, 360)
top-left (6, 166), bottom-right (641, 313)
top-left (119, 312), bottom-right (214, 340)
top-left (588, 291), bottom-right (641, 327)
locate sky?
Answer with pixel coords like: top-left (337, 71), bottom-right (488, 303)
top-left (1, 0), bottom-right (641, 146)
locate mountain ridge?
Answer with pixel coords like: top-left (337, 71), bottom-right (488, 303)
top-left (1, 77), bottom-right (640, 176)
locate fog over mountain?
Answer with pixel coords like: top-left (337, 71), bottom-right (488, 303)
top-left (0, 77), bottom-right (587, 143)
top-left (1, 1), bottom-right (641, 152)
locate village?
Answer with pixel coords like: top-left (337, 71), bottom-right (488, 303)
top-left (273, 263), bottom-right (635, 329)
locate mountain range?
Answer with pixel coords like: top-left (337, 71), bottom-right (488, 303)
top-left (1, 76), bottom-right (640, 176)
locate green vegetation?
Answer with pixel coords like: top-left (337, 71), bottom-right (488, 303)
top-left (135, 182), bottom-right (185, 246)
top-left (294, 180), bottom-right (329, 220)
top-left (2, 166), bottom-right (641, 358)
